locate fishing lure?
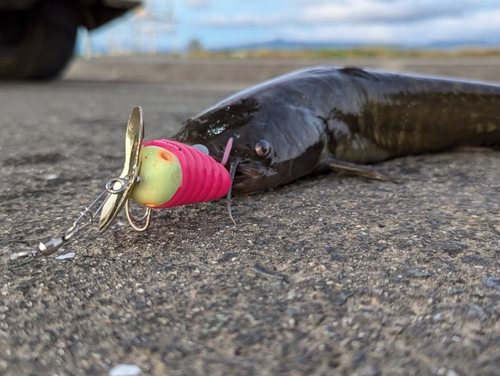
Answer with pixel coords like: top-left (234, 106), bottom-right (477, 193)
top-left (131, 140), bottom-right (232, 211)
top-left (8, 106), bottom-right (233, 260)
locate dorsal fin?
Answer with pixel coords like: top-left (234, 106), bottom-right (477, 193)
top-left (340, 67), bottom-right (380, 82)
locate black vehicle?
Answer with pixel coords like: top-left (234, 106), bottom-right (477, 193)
top-left (0, 0), bottom-right (141, 80)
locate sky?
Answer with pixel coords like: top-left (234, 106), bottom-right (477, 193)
top-left (79, 0), bottom-right (500, 54)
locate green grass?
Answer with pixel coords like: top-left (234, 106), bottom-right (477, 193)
top-left (184, 47), bottom-right (500, 60)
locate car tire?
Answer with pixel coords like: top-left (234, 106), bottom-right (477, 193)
top-left (0, 4), bottom-right (78, 80)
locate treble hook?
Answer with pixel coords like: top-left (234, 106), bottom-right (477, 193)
top-left (6, 177), bottom-right (129, 261)
top-left (125, 200), bottom-right (152, 232)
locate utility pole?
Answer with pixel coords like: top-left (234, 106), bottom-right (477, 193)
top-left (132, 0), bottom-right (176, 54)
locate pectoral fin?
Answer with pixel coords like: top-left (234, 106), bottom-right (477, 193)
top-left (326, 158), bottom-right (401, 183)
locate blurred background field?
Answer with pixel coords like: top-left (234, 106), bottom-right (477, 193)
top-left (175, 47), bottom-right (500, 60)
top-left (65, 0), bottom-right (500, 85)
top-left (3, 1), bottom-right (500, 81)
top-left (76, 0), bottom-right (500, 59)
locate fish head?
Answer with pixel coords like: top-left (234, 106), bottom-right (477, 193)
top-left (174, 97), bottom-right (293, 193)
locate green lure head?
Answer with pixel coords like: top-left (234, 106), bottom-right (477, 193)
top-left (130, 146), bottom-right (183, 208)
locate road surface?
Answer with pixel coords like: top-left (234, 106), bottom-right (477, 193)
top-left (0, 56), bottom-right (499, 375)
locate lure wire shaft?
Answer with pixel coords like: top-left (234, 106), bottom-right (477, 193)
top-left (6, 177), bottom-right (129, 261)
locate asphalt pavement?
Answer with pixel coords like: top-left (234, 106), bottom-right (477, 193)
top-left (0, 56), bottom-right (499, 375)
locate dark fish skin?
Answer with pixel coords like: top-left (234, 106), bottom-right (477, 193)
top-left (172, 66), bottom-right (500, 193)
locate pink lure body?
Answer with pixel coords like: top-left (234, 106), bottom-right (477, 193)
top-left (144, 140), bottom-right (232, 209)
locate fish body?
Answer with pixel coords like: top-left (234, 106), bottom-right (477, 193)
top-left (173, 66), bottom-right (500, 193)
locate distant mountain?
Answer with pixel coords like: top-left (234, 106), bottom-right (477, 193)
top-left (217, 39), bottom-right (365, 51)
top-left (216, 38), bottom-right (499, 51)
top-left (424, 40), bottom-right (500, 49)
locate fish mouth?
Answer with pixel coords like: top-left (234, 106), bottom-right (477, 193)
top-left (230, 160), bottom-right (266, 190)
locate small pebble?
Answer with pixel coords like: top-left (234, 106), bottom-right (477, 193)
top-left (55, 253), bottom-right (75, 260)
top-left (405, 269), bottom-right (433, 278)
top-left (355, 365), bottom-right (380, 376)
top-left (433, 314), bottom-right (442, 321)
top-left (109, 364), bottom-right (142, 376)
top-left (482, 276), bottom-right (500, 291)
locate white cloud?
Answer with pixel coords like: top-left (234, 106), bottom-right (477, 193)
top-left (183, 0), bottom-right (211, 8)
top-left (199, 0), bottom-right (500, 27)
top-left (278, 8), bottom-right (500, 46)
top-left (299, 0), bottom-right (484, 24)
top-left (93, 0), bottom-right (500, 52)
top-left (203, 14), bottom-right (283, 27)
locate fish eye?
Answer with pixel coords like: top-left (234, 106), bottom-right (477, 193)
top-left (255, 140), bottom-right (271, 157)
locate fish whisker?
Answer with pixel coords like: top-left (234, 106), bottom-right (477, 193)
top-left (226, 159), bottom-right (240, 225)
